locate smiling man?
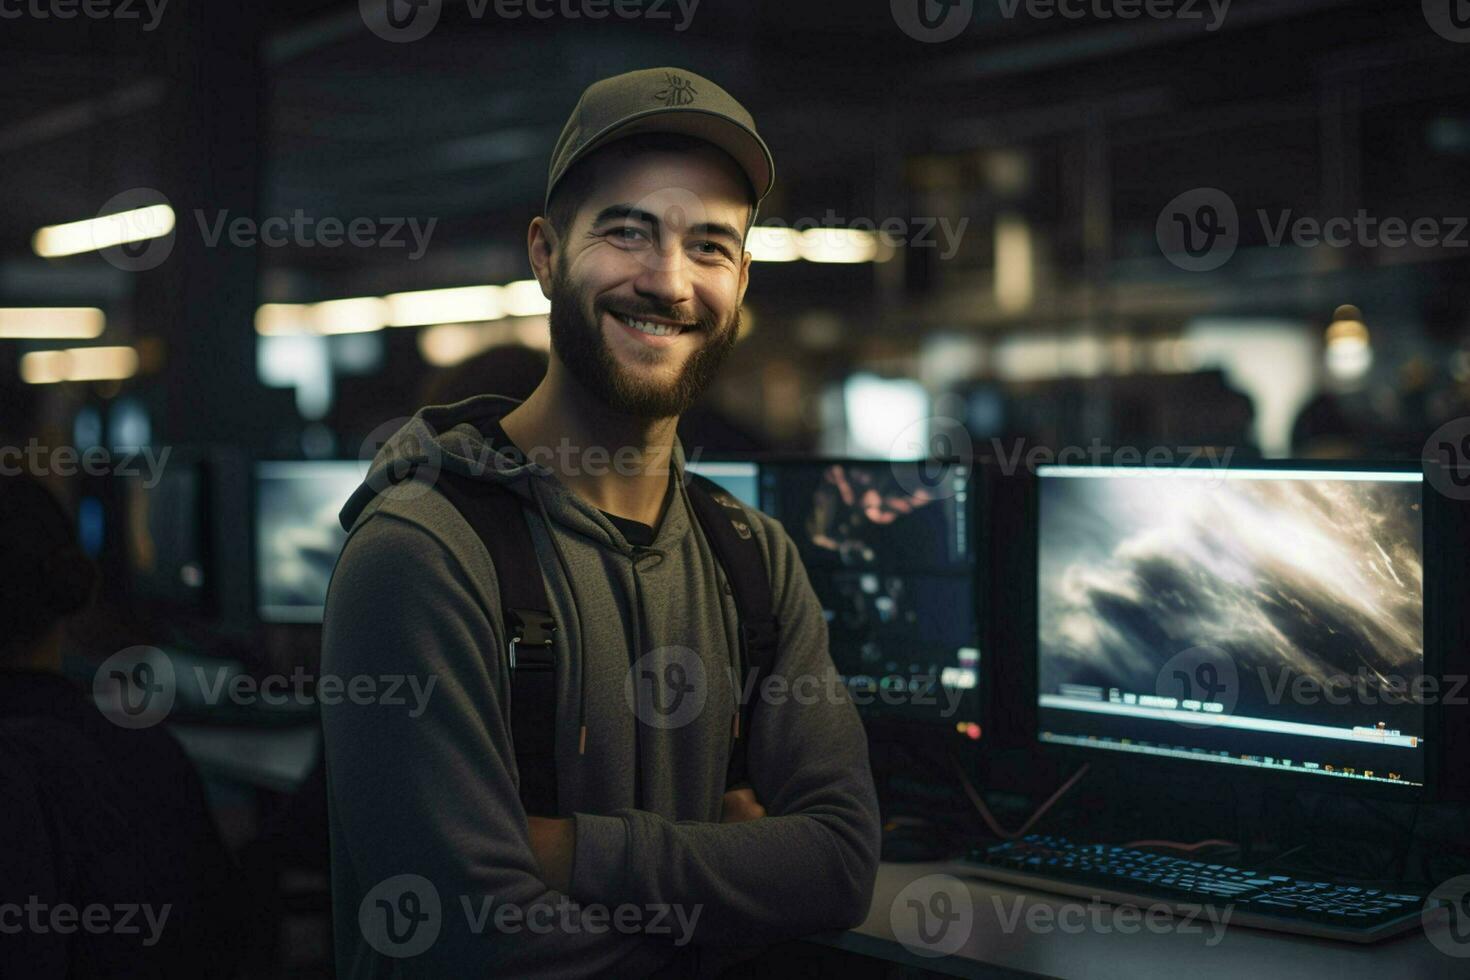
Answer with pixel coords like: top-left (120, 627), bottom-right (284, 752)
top-left (322, 68), bottom-right (881, 977)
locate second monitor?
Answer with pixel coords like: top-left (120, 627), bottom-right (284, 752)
top-left (691, 457), bottom-right (982, 729)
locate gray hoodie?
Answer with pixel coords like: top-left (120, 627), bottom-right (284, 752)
top-left (321, 394), bottom-right (881, 978)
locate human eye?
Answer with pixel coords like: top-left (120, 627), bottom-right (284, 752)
top-left (692, 239), bottom-right (734, 261)
top-left (605, 224), bottom-right (653, 246)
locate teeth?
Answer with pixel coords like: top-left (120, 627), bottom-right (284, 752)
top-left (619, 314), bottom-right (682, 337)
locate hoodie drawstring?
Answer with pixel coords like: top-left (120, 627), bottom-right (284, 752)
top-left (523, 456), bottom-right (742, 810)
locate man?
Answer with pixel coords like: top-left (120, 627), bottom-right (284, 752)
top-left (323, 67), bottom-right (881, 977)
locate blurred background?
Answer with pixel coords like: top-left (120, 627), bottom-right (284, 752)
top-left (4, 0), bottom-right (1470, 975)
top-left (5, 0), bottom-right (1469, 469)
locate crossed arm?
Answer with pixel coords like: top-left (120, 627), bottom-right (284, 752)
top-left (527, 787), bottom-right (767, 894)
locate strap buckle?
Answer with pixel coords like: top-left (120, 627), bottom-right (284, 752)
top-left (508, 608), bottom-right (556, 671)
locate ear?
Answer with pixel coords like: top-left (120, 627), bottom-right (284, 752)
top-left (736, 204), bottom-right (755, 305)
top-left (527, 216), bottom-right (558, 297)
top-left (735, 248), bottom-right (752, 307)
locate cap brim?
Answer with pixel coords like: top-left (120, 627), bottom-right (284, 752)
top-left (547, 107), bottom-right (774, 211)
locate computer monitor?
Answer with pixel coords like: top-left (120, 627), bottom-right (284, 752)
top-left (123, 462), bottom-right (210, 611)
top-left (1035, 462), bottom-right (1427, 793)
top-left (254, 461), bottom-right (363, 623)
top-left (684, 459), bottom-right (761, 510)
top-left (754, 458), bottom-right (981, 730)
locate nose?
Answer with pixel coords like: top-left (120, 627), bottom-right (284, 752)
top-left (632, 237), bottom-right (695, 310)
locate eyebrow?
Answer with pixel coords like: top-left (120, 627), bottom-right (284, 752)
top-left (591, 204), bottom-right (745, 246)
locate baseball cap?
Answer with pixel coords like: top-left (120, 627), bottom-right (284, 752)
top-left (546, 67), bottom-right (775, 213)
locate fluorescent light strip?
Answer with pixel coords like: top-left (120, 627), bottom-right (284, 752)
top-left (386, 285), bottom-right (505, 327)
top-left (1037, 465), bottom-right (1423, 483)
top-left (33, 205), bottom-right (175, 258)
top-left (0, 307), bottom-right (105, 340)
top-left (502, 279), bottom-right (551, 317)
top-left (20, 346), bottom-right (139, 384)
top-left (255, 304), bottom-right (315, 337)
top-left (311, 297), bottom-right (388, 335)
top-left (254, 298), bottom-right (389, 336)
top-left (746, 226), bottom-right (889, 263)
top-left (798, 228), bottom-right (879, 264)
top-left (746, 227), bottom-right (801, 262)
top-left (258, 280), bottom-right (550, 336)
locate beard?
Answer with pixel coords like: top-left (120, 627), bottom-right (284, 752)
top-left (546, 264), bottom-right (740, 419)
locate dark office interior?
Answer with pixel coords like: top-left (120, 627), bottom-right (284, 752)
top-left (4, 0), bottom-right (1470, 976)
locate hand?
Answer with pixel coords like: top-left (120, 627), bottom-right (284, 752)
top-left (526, 816), bottom-right (575, 894)
top-left (720, 786), bottom-right (766, 823)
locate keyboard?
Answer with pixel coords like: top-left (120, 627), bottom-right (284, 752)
top-left (960, 834), bottom-right (1430, 944)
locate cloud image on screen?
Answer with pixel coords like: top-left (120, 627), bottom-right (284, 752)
top-left (1038, 472), bottom-right (1423, 723)
top-left (256, 462), bottom-right (364, 621)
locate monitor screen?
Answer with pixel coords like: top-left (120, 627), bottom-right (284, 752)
top-left (759, 460), bottom-right (980, 727)
top-left (255, 461), bottom-right (363, 623)
top-left (684, 460), bottom-right (761, 510)
top-left (124, 463), bottom-right (208, 609)
top-left (1036, 464), bottom-right (1426, 790)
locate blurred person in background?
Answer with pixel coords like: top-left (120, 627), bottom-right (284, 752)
top-left (419, 342), bottom-right (551, 408)
top-left (0, 474), bottom-right (240, 979)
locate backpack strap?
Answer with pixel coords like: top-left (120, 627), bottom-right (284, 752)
top-left (432, 473), bottom-right (561, 816)
top-left (682, 473), bottom-right (781, 792)
top-left (430, 466), bottom-right (779, 810)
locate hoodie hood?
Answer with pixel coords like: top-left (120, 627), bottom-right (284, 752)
top-left (339, 394), bottom-right (695, 556)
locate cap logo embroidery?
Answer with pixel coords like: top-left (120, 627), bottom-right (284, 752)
top-left (655, 72), bottom-right (698, 107)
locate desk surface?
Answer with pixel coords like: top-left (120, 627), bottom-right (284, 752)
top-left (804, 860), bottom-right (1465, 979)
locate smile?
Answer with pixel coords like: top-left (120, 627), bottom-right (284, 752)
top-left (608, 312), bottom-right (699, 351)
top-left (614, 312), bottom-right (691, 337)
